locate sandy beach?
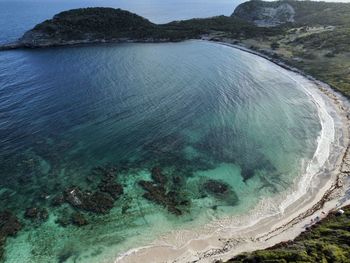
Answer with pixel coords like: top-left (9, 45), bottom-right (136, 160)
top-left (114, 42), bottom-right (350, 263)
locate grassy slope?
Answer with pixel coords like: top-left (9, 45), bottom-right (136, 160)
top-left (232, 0), bottom-right (350, 26)
top-left (224, 206), bottom-right (350, 263)
top-left (236, 25), bottom-right (350, 98)
top-left (226, 0), bottom-right (350, 97)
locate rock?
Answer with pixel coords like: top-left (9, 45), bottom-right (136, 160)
top-left (233, 1), bottom-right (295, 27)
top-left (101, 174), bottom-right (115, 183)
top-left (64, 187), bottom-right (85, 208)
top-left (55, 209), bottom-right (70, 227)
top-left (203, 180), bottom-right (239, 206)
top-left (203, 180), bottom-right (229, 196)
top-left (24, 207), bottom-right (49, 221)
top-left (98, 182), bottom-right (123, 199)
top-left (83, 191), bottom-right (115, 214)
top-left (64, 187), bottom-right (115, 214)
top-left (0, 211), bottom-right (22, 237)
top-left (241, 168), bottom-right (255, 182)
top-left (138, 180), bottom-right (163, 192)
top-left (151, 167), bottom-right (167, 184)
top-left (0, 211), bottom-right (22, 261)
top-left (0, 247), bottom-right (3, 261)
top-left (52, 194), bottom-right (65, 206)
top-left (71, 212), bottom-right (88, 226)
top-left (336, 209), bottom-right (345, 216)
top-left (138, 180), bottom-right (187, 216)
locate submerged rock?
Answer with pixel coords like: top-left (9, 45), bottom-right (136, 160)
top-left (61, 164), bottom-right (124, 214)
top-left (24, 207), bottom-right (49, 222)
top-left (84, 191), bottom-right (114, 214)
top-left (241, 168), bottom-right (255, 182)
top-left (203, 180), bottom-right (229, 196)
top-left (52, 194), bottom-right (65, 206)
top-left (98, 182), bottom-right (123, 199)
top-left (64, 187), bottom-right (115, 214)
top-left (0, 243), bottom-right (3, 261)
top-left (91, 165), bottom-right (118, 182)
top-left (64, 187), bottom-right (85, 208)
top-left (0, 211), bottom-right (22, 261)
top-left (71, 212), bottom-right (88, 226)
top-left (55, 208), bottom-right (71, 227)
top-left (151, 166), bottom-right (167, 184)
top-left (0, 211), bottom-right (22, 237)
top-left (203, 180), bottom-right (239, 206)
top-left (138, 177), bottom-right (188, 216)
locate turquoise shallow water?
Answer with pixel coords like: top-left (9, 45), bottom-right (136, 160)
top-left (0, 41), bottom-right (321, 262)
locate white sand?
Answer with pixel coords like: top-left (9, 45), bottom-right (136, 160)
top-left (114, 42), bottom-right (350, 263)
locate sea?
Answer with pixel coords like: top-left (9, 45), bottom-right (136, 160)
top-left (0, 1), bottom-right (325, 262)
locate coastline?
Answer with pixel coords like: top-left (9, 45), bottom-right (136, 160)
top-left (1, 36), bottom-right (349, 262)
top-left (113, 41), bottom-right (350, 263)
top-left (0, 38), bottom-right (191, 51)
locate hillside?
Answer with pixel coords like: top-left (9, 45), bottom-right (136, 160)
top-left (19, 8), bottom-right (158, 47)
top-left (232, 0), bottom-right (350, 27)
top-left (13, 7), bottom-right (281, 48)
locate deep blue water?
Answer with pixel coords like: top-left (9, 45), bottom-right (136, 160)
top-left (0, 0), bottom-right (243, 44)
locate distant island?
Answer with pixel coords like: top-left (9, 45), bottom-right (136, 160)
top-left (1, 1), bottom-right (350, 262)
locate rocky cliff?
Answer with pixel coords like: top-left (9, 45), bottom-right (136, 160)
top-left (232, 0), bottom-right (350, 27)
top-left (233, 1), bottom-right (295, 27)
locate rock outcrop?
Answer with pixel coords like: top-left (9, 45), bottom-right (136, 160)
top-left (233, 1), bottom-right (295, 27)
top-left (232, 0), bottom-right (350, 27)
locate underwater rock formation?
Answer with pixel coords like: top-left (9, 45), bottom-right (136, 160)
top-left (24, 207), bottom-right (49, 222)
top-left (203, 180), bottom-right (230, 196)
top-left (203, 179), bottom-right (239, 206)
top-left (138, 167), bottom-right (189, 216)
top-left (71, 212), bottom-right (88, 227)
top-left (0, 211), bottom-right (22, 237)
top-left (0, 211), bottom-right (22, 260)
top-left (64, 187), bottom-right (115, 214)
top-left (98, 182), bottom-right (124, 199)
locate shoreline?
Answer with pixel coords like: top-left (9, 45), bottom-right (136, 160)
top-left (0, 38), bottom-right (191, 51)
top-left (2, 38), bottom-right (349, 262)
top-left (113, 41), bottom-right (350, 263)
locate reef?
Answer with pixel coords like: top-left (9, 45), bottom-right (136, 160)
top-left (138, 167), bottom-right (190, 216)
top-left (24, 207), bottom-right (49, 222)
top-left (71, 212), bottom-right (88, 227)
top-left (203, 180), bottom-right (239, 206)
top-left (0, 211), bottom-right (22, 261)
top-left (64, 187), bottom-right (115, 214)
